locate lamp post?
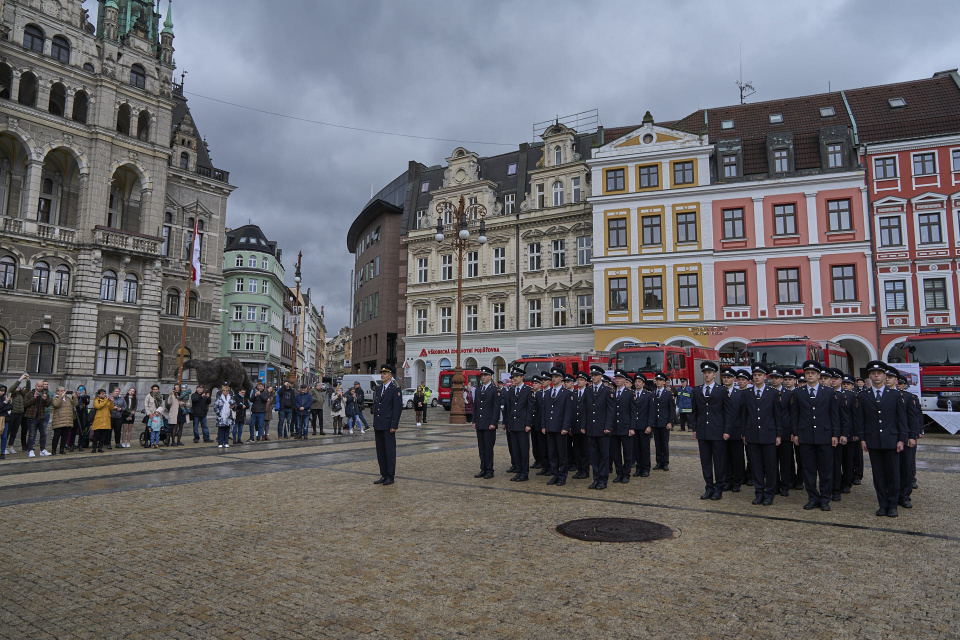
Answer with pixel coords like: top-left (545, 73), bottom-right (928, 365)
top-left (435, 195), bottom-right (487, 424)
top-left (289, 251), bottom-right (302, 385)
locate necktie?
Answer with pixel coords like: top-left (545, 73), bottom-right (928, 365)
top-left (704, 385), bottom-right (710, 395)
top-left (553, 389), bottom-right (557, 399)
top-left (757, 390), bottom-right (762, 399)
top-left (876, 389), bottom-right (881, 400)
top-left (516, 387), bottom-right (520, 396)
top-left (657, 390), bottom-right (661, 398)
top-left (809, 388), bottom-right (815, 398)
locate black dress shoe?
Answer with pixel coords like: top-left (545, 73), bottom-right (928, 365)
top-left (574, 472), bottom-right (588, 480)
top-left (710, 492), bottom-right (722, 501)
top-left (832, 493), bottom-right (841, 502)
top-left (876, 508), bottom-right (887, 517)
top-left (653, 464), bottom-right (663, 470)
top-left (762, 498), bottom-right (773, 506)
top-left (506, 466), bottom-right (517, 473)
top-left (852, 477), bottom-right (862, 485)
top-left (640, 471), bottom-right (650, 477)
top-left (531, 462), bottom-right (542, 469)
top-left (373, 477), bottom-right (386, 485)
top-left (792, 482), bottom-right (804, 490)
top-left (887, 508), bottom-right (898, 517)
top-left (841, 486), bottom-right (852, 494)
top-left (556, 479), bottom-right (566, 486)
top-left (536, 468), bottom-right (551, 476)
top-left (612, 476), bottom-right (623, 484)
top-left (751, 497), bottom-right (764, 505)
top-left (483, 472), bottom-right (493, 479)
top-left (662, 463), bottom-right (669, 471)
top-left (382, 478), bottom-right (394, 485)
top-left (803, 501), bottom-right (818, 510)
top-left (780, 488), bottom-right (790, 497)
top-left (547, 477), bottom-right (559, 485)
top-left (621, 476), bottom-right (630, 484)
top-left (516, 476), bottom-right (528, 482)
top-left (474, 472), bottom-right (486, 478)
top-left (731, 485), bottom-right (741, 493)
top-left (821, 503), bottom-right (831, 512)
top-left (700, 491), bottom-right (713, 500)
top-left (631, 469), bottom-right (641, 476)
top-left (900, 499), bottom-right (913, 509)
top-left (596, 483), bottom-right (607, 490)
top-left (588, 481), bottom-right (599, 490)
top-left (911, 479), bottom-right (918, 489)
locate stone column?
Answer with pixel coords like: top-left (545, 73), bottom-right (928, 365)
top-left (805, 192), bottom-right (819, 241)
top-left (64, 89), bottom-right (75, 121)
top-left (135, 259), bottom-right (163, 380)
top-left (755, 258), bottom-right (768, 317)
top-left (64, 249), bottom-right (102, 375)
top-left (809, 255), bottom-right (822, 313)
top-left (752, 196), bottom-right (765, 248)
top-left (20, 158), bottom-right (43, 220)
top-left (9, 70), bottom-right (20, 102)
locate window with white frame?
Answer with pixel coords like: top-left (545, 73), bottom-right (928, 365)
top-left (572, 177), bottom-right (581, 203)
top-left (248, 255), bottom-right (257, 268)
top-left (235, 255), bottom-right (243, 267)
top-left (528, 299), bottom-right (542, 328)
top-left (260, 307), bottom-right (268, 322)
top-left (578, 294), bottom-right (593, 325)
top-left (874, 157), bottom-right (897, 179)
top-left (536, 184), bottom-right (545, 208)
top-left (552, 239), bottom-right (566, 268)
top-left (245, 334), bottom-right (255, 350)
top-left (235, 278), bottom-right (244, 293)
top-left (577, 236), bottom-right (592, 265)
top-left (493, 302), bottom-right (505, 330)
top-left (262, 281), bottom-right (269, 296)
top-left (552, 181), bottom-right (564, 207)
top-left (884, 280), bottom-right (907, 311)
top-left (878, 216), bottom-right (902, 246)
top-left (259, 335), bottom-right (267, 351)
top-left (554, 146), bottom-right (562, 165)
top-left (232, 333), bottom-right (241, 350)
top-left (247, 305), bottom-right (257, 321)
top-left (918, 213), bottom-right (943, 244)
top-left (417, 257), bottom-right (428, 283)
top-left (466, 251), bottom-right (478, 277)
top-left (827, 199), bottom-right (853, 231)
top-left (723, 155), bottom-right (738, 178)
top-left (233, 306), bottom-right (243, 321)
top-left (504, 193), bottom-right (515, 215)
top-left (952, 149), bottom-right (960, 172)
top-left (552, 297), bottom-right (567, 327)
top-left (248, 278), bottom-right (258, 293)
top-left (416, 309), bottom-right (427, 334)
top-left (416, 209), bottom-right (426, 230)
top-left (827, 143), bottom-right (843, 168)
top-left (913, 152), bottom-right (936, 176)
top-left (441, 254), bottom-right (453, 281)
top-left (528, 243), bottom-right (541, 271)
top-left (493, 247), bottom-right (506, 275)
top-left (262, 257), bottom-right (268, 270)
top-left (440, 306), bottom-right (452, 333)
top-left (465, 304), bottom-right (478, 332)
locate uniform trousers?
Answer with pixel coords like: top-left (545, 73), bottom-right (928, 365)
top-left (868, 448), bottom-right (900, 511)
top-left (797, 443), bottom-right (833, 505)
top-left (852, 444), bottom-right (864, 480)
top-left (831, 444), bottom-right (845, 496)
top-left (587, 435), bottom-right (610, 483)
top-left (841, 441), bottom-right (857, 489)
top-left (570, 433), bottom-right (589, 473)
top-left (793, 446), bottom-right (805, 487)
top-left (545, 432), bottom-right (568, 479)
top-left (697, 438), bottom-right (727, 493)
top-left (633, 431), bottom-right (651, 473)
top-left (611, 434), bottom-right (633, 477)
top-left (506, 430), bottom-right (529, 477)
top-left (746, 442), bottom-right (778, 500)
top-left (374, 429), bottom-right (396, 480)
top-left (475, 429), bottom-right (496, 474)
top-left (899, 447), bottom-right (916, 501)
top-left (653, 427), bottom-right (670, 467)
top-left (530, 428), bottom-right (547, 465)
top-left (777, 440), bottom-right (796, 490)
top-left (723, 438), bottom-right (745, 489)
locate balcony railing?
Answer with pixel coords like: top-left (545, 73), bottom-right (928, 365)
top-left (94, 225), bottom-right (162, 256)
top-left (1, 216), bottom-right (77, 245)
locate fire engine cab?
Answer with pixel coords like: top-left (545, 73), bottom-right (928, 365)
top-left (901, 329), bottom-right (960, 411)
top-left (612, 343), bottom-right (719, 386)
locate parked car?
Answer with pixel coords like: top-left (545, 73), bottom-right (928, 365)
top-left (402, 388), bottom-right (416, 409)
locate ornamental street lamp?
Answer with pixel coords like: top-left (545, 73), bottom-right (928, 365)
top-left (289, 250), bottom-right (303, 385)
top-left (435, 195), bottom-right (487, 424)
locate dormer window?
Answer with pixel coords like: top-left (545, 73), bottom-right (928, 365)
top-left (820, 106), bottom-right (836, 117)
top-left (774, 148), bottom-right (789, 173)
top-left (769, 113), bottom-right (783, 124)
top-left (721, 120), bottom-right (734, 130)
top-left (420, 182), bottom-right (429, 193)
top-left (507, 163), bottom-right (517, 176)
top-left (888, 97), bottom-right (906, 108)
top-left (554, 146), bottom-right (562, 165)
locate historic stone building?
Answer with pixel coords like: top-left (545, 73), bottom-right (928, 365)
top-left (0, 0), bottom-right (234, 392)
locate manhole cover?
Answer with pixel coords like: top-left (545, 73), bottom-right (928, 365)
top-left (556, 517), bottom-right (673, 543)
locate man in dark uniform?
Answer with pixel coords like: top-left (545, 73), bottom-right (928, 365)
top-left (502, 367), bottom-right (533, 482)
top-left (372, 364), bottom-right (402, 486)
top-left (631, 371), bottom-right (653, 476)
top-left (736, 369), bottom-right (754, 486)
top-left (609, 369), bottom-right (635, 484)
top-left (541, 368), bottom-right (573, 486)
top-left (650, 371), bottom-right (675, 471)
top-left (824, 368), bottom-right (852, 503)
top-left (790, 361), bottom-right (842, 511)
top-left (503, 375), bottom-right (516, 474)
top-left (691, 361), bottom-right (730, 500)
top-left (720, 366), bottom-right (745, 492)
top-left (857, 361), bottom-right (906, 517)
top-left (839, 373), bottom-right (860, 494)
top-left (584, 364), bottom-right (614, 490)
top-left (472, 366), bottom-right (499, 479)
top-left (569, 372), bottom-right (590, 479)
top-left (782, 369), bottom-right (805, 491)
top-left (742, 364), bottom-right (782, 505)
top-left (530, 372), bottom-right (550, 471)
top-left (896, 370), bottom-right (921, 509)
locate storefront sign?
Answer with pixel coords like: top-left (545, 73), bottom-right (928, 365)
top-left (688, 326), bottom-right (728, 336)
top-left (418, 347), bottom-right (501, 357)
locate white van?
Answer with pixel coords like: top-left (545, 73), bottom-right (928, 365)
top-left (339, 374), bottom-right (381, 407)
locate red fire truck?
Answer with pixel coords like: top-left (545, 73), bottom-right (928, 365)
top-left (612, 343), bottom-right (719, 386)
top-left (743, 337), bottom-right (851, 376)
top-left (437, 368), bottom-right (483, 411)
top-left (901, 329), bottom-right (960, 411)
top-left (511, 353), bottom-right (610, 384)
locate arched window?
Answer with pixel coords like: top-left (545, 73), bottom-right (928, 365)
top-left (31, 261), bottom-right (50, 293)
top-left (179, 151), bottom-right (189, 169)
top-left (23, 24), bottom-right (44, 53)
top-left (53, 265), bottom-right (70, 296)
top-left (552, 180), bottom-right (564, 207)
top-left (0, 64), bottom-right (11, 99)
top-left (235, 254), bottom-right (244, 267)
top-left (137, 110), bottom-right (150, 141)
top-left (27, 331), bottom-right (56, 374)
top-left (100, 270), bottom-right (117, 300)
top-left (188, 292), bottom-right (199, 318)
top-left (51, 35), bottom-right (70, 63)
top-left (48, 83), bottom-right (66, 116)
top-left (96, 333), bottom-right (128, 376)
top-left (197, 220), bottom-right (205, 231)
top-left (18, 72), bottom-right (38, 107)
top-left (116, 104), bottom-right (131, 136)
top-left (554, 146), bottom-right (562, 166)
top-left (248, 255), bottom-right (257, 268)
top-left (0, 256), bottom-right (15, 289)
top-left (438, 357), bottom-right (451, 369)
top-left (72, 90), bottom-right (88, 123)
top-left (82, 62), bottom-right (95, 74)
top-left (166, 288), bottom-right (181, 316)
top-left (130, 64), bottom-right (146, 89)
top-left (123, 273), bottom-right (139, 304)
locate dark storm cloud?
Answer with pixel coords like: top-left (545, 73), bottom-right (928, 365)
top-left (100, 0), bottom-right (960, 333)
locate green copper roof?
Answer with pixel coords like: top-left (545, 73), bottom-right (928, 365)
top-left (106, 0), bottom-right (119, 8)
top-left (162, 0), bottom-right (174, 35)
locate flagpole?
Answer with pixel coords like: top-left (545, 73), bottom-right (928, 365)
top-left (177, 200), bottom-right (200, 384)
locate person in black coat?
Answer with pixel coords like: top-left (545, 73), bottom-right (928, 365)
top-left (691, 361), bottom-right (732, 500)
top-left (839, 373), bottom-right (860, 494)
top-left (720, 367), bottom-right (745, 492)
top-left (530, 374), bottom-right (548, 470)
top-left (630, 373), bottom-right (653, 477)
top-left (584, 364), bottom-right (614, 490)
top-left (609, 369), bottom-right (635, 484)
top-left (742, 364), bottom-right (783, 505)
top-left (472, 367), bottom-right (500, 479)
top-left (857, 361), bottom-right (906, 516)
top-left (650, 371), bottom-right (675, 471)
top-left (372, 365), bottom-right (403, 485)
top-left (790, 361), bottom-right (843, 511)
top-left (823, 368), bottom-right (852, 502)
top-left (896, 370), bottom-right (922, 509)
top-left (502, 367), bottom-right (534, 482)
top-left (541, 369), bottom-right (573, 486)
top-left (568, 372), bottom-right (590, 479)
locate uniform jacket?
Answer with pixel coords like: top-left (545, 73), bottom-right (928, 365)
top-left (650, 388), bottom-right (675, 428)
top-left (790, 384), bottom-right (841, 444)
top-left (725, 386), bottom-right (744, 439)
top-left (690, 382), bottom-right (731, 441)
top-left (50, 394), bottom-right (79, 429)
top-left (472, 382), bottom-right (500, 430)
top-left (839, 389), bottom-right (857, 439)
top-left (856, 386), bottom-right (906, 450)
top-left (541, 386), bottom-right (573, 433)
top-left (632, 388), bottom-right (654, 432)
top-left (372, 381), bottom-right (402, 431)
top-left (570, 387), bottom-right (588, 435)
top-left (530, 389), bottom-right (543, 429)
top-left (502, 384), bottom-right (534, 432)
top-left (777, 387), bottom-right (795, 435)
top-left (904, 391), bottom-right (922, 440)
top-left (741, 385), bottom-right (782, 444)
top-left (610, 386), bottom-right (634, 436)
top-left (583, 383), bottom-right (614, 437)
top-left (91, 398), bottom-right (114, 430)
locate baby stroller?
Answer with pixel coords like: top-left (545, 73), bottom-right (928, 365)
top-left (139, 420), bottom-right (172, 448)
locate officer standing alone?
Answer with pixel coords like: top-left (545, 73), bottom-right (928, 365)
top-left (472, 367), bottom-right (499, 479)
top-left (372, 365), bottom-right (402, 486)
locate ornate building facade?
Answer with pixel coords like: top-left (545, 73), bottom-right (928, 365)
top-left (0, 0), bottom-right (234, 392)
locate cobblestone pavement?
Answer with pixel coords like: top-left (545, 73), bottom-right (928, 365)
top-left (1, 416), bottom-right (958, 639)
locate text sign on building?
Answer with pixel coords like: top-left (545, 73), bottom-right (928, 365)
top-left (418, 347), bottom-right (501, 357)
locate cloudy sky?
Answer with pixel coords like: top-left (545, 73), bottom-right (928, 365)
top-left (89, 0), bottom-right (959, 334)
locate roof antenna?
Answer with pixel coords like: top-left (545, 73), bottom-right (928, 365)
top-left (736, 43), bottom-right (756, 104)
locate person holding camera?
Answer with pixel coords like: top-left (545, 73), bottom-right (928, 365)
top-left (50, 386), bottom-right (78, 455)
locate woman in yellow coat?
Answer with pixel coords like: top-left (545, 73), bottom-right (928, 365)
top-left (90, 389), bottom-right (114, 454)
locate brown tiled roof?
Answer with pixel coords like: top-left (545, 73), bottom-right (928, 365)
top-left (601, 125), bottom-right (639, 144)
top-left (843, 74), bottom-right (960, 144)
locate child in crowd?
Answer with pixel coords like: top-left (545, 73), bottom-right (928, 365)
top-left (147, 408), bottom-right (164, 448)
